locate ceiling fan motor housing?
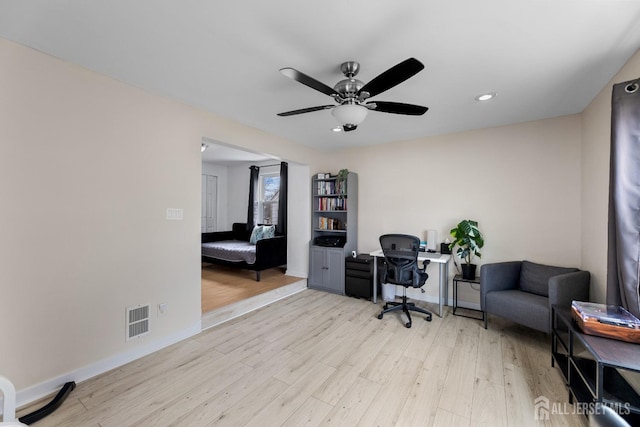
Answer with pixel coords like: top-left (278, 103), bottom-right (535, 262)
top-left (334, 61), bottom-right (364, 98)
top-left (334, 78), bottom-right (364, 98)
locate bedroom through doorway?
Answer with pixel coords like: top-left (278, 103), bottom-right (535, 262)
top-left (200, 140), bottom-right (304, 316)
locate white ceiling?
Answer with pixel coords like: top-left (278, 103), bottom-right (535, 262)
top-left (2, 1), bottom-right (640, 151)
top-left (201, 139), bottom-right (277, 165)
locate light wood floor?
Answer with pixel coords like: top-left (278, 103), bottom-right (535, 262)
top-left (201, 264), bottom-right (301, 312)
top-left (20, 290), bottom-right (588, 426)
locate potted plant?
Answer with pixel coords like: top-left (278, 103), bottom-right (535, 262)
top-left (449, 219), bottom-right (484, 279)
top-left (335, 168), bottom-right (349, 196)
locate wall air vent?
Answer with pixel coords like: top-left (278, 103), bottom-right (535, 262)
top-left (126, 304), bottom-right (150, 341)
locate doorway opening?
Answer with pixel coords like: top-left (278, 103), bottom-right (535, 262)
top-left (200, 139), bottom-right (306, 317)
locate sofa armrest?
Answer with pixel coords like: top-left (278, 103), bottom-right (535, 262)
top-left (480, 261), bottom-right (522, 310)
top-left (232, 223), bottom-right (251, 241)
top-left (254, 235), bottom-right (287, 268)
top-left (548, 270), bottom-right (590, 309)
top-left (202, 231), bottom-right (235, 243)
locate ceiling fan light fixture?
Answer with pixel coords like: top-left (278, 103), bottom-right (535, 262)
top-left (331, 104), bottom-right (368, 126)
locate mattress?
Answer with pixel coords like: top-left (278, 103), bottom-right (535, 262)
top-left (202, 240), bottom-right (256, 264)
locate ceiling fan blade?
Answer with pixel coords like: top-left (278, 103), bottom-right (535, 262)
top-left (358, 58), bottom-right (424, 98)
top-left (370, 101), bottom-right (428, 115)
top-left (277, 105), bottom-right (335, 117)
top-left (280, 68), bottom-right (338, 97)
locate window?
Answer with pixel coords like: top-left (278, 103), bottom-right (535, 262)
top-left (256, 172), bottom-right (280, 225)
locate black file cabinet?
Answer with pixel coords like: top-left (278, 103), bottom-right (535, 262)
top-left (345, 254), bottom-right (382, 300)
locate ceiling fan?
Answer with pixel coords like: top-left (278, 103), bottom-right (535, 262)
top-left (277, 58), bottom-right (428, 132)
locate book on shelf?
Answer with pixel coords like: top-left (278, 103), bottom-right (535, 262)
top-left (316, 180), bottom-right (348, 195)
top-left (317, 181), bottom-right (335, 195)
top-left (318, 216), bottom-right (345, 231)
top-left (317, 197), bottom-right (347, 211)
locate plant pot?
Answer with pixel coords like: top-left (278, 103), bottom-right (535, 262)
top-left (461, 263), bottom-right (477, 280)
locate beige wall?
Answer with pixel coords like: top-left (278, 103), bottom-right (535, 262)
top-left (581, 48), bottom-right (640, 303)
top-left (0, 38), bottom-right (321, 400)
top-left (331, 116), bottom-right (583, 304)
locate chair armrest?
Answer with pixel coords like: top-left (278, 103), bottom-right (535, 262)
top-left (480, 261), bottom-right (522, 310)
top-left (548, 270), bottom-right (590, 309)
top-left (202, 231), bottom-right (235, 243)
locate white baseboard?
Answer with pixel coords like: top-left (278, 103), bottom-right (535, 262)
top-left (15, 320), bottom-right (202, 410)
top-left (284, 268), bottom-right (306, 279)
top-left (201, 279), bottom-right (307, 330)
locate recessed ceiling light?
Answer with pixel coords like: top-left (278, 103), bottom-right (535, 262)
top-left (475, 93), bottom-right (496, 102)
top-left (332, 127), bottom-right (342, 132)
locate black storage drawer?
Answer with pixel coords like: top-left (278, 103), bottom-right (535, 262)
top-left (346, 268), bottom-right (370, 279)
top-left (345, 254), bottom-right (373, 270)
top-left (345, 254), bottom-right (375, 300)
top-left (345, 261), bottom-right (371, 272)
top-left (345, 276), bottom-right (372, 299)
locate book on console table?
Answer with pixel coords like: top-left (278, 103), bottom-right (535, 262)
top-left (571, 301), bottom-right (640, 344)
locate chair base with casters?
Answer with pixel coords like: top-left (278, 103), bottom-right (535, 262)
top-left (377, 286), bottom-right (432, 328)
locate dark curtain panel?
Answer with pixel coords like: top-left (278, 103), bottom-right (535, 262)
top-left (247, 166), bottom-right (260, 231)
top-left (277, 162), bottom-right (288, 235)
top-left (607, 78), bottom-right (640, 318)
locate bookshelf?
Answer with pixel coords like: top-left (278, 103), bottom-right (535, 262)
top-left (308, 172), bottom-right (358, 295)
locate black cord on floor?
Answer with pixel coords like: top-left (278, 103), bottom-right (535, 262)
top-left (19, 381), bottom-right (76, 425)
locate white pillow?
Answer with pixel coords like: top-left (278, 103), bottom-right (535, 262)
top-left (249, 225), bottom-right (263, 245)
top-left (262, 225), bottom-right (276, 239)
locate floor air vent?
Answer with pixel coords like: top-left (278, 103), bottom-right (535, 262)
top-left (126, 304), bottom-right (150, 341)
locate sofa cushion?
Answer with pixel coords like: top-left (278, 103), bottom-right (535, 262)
top-left (232, 223), bottom-right (252, 241)
top-left (262, 224), bottom-right (275, 239)
top-left (485, 289), bottom-right (550, 333)
top-left (249, 225), bottom-right (276, 244)
top-left (519, 261), bottom-right (578, 297)
top-left (249, 225), bottom-right (262, 244)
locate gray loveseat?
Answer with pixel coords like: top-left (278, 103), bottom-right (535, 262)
top-left (480, 260), bottom-right (590, 333)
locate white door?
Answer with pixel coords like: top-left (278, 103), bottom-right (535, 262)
top-left (201, 175), bottom-right (207, 232)
top-left (202, 174), bottom-right (217, 232)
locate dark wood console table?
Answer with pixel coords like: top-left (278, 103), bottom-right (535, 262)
top-left (551, 306), bottom-right (640, 423)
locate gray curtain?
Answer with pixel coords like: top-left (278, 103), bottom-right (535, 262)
top-left (607, 77), bottom-right (640, 318)
top-left (247, 165), bottom-right (259, 230)
top-left (277, 162), bottom-right (288, 236)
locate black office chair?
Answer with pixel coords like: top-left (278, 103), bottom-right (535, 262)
top-left (377, 234), bottom-right (432, 328)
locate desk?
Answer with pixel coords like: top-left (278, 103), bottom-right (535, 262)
top-left (369, 249), bottom-right (451, 317)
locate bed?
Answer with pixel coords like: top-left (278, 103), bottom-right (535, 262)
top-left (201, 222), bottom-right (287, 281)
